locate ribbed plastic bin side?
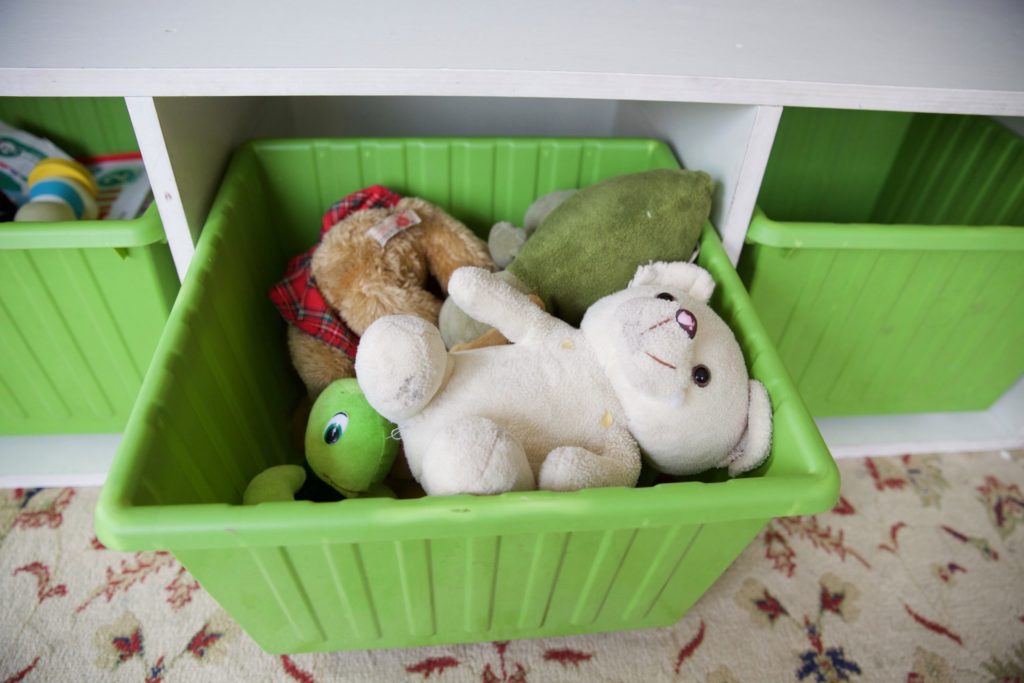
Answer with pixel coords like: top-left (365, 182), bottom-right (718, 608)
top-left (0, 209), bottom-right (179, 433)
top-left (742, 111), bottom-right (1024, 417)
top-left (0, 97), bottom-right (179, 435)
top-left (96, 138), bottom-right (838, 654)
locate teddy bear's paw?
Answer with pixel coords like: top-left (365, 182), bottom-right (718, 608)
top-left (355, 315), bottom-right (448, 422)
top-left (538, 447), bottom-right (610, 492)
top-left (420, 416), bottom-right (535, 496)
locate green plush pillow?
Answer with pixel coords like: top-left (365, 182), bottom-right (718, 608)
top-left (508, 169), bottom-right (712, 326)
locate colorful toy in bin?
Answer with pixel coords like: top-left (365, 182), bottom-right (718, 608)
top-left (357, 261), bottom-right (773, 497)
top-left (243, 379), bottom-right (399, 503)
top-left (14, 158), bottom-right (98, 222)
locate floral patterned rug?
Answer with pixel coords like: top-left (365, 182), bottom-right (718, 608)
top-left (1, 450), bottom-right (1022, 683)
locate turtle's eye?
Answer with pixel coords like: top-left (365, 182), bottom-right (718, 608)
top-left (323, 412), bottom-right (350, 445)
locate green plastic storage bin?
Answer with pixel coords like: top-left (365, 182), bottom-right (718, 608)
top-left (741, 110), bottom-right (1024, 417)
top-left (0, 98), bottom-right (179, 434)
top-left (96, 137), bottom-right (838, 654)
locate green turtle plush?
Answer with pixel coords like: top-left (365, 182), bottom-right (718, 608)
top-left (243, 379), bottom-right (399, 503)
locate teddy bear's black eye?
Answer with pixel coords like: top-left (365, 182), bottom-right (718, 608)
top-left (656, 292), bottom-right (676, 301)
top-left (692, 365), bottom-right (711, 387)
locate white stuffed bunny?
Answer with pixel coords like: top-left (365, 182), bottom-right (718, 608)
top-left (355, 261), bottom-right (773, 496)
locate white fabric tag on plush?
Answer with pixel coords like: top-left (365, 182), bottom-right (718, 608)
top-left (367, 209), bottom-right (422, 246)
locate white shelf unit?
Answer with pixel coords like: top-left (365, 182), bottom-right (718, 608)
top-left (1, 1), bottom-right (1023, 486)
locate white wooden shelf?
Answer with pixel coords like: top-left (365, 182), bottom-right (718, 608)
top-left (2, 0), bottom-right (1024, 115)
top-left (0, 1), bottom-right (1022, 484)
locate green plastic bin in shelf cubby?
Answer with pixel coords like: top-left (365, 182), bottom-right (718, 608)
top-left (0, 98), bottom-right (179, 435)
top-left (95, 137), bottom-right (838, 654)
top-left (740, 109), bottom-right (1024, 417)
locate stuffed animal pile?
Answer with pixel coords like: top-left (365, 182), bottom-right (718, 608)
top-left (247, 169), bottom-right (774, 502)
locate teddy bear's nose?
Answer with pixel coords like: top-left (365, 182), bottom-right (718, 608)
top-left (676, 309), bottom-right (697, 339)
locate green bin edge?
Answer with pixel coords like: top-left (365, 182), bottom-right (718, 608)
top-left (0, 203), bottom-right (165, 249)
top-left (746, 207), bottom-right (1024, 252)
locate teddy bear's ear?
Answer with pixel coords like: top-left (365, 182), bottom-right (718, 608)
top-left (725, 380), bottom-right (773, 477)
top-left (629, 262), bottom-right (715, 303)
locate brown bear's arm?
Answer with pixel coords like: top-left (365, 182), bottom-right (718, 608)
top-left (310, 221), bottom-right (434, 335)
top-left (402, 198), bottom-right (494, 291)
top-left (335, 280), bottom-right (444, 335)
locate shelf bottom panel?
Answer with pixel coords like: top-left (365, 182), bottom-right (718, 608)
top-left (0, 433), bottom-right (121, 488)
top-left (819, 376), bottom-right (1024, 458)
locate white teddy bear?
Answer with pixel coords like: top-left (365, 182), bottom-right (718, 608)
top-left (355, 261), bottom-right (773, 496)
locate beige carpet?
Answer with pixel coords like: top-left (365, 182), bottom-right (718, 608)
top-left (1, 450), bottom-right (1022, 682)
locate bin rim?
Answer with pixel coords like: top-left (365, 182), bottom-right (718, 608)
top-left (0, 203), bottom-right (163, 250)
top-left (238, 135), bottom-right (676, 148)
top-left (747, 207), bottom-right (1024, 252)
top-left (95, 468), bottom-right (839, 552)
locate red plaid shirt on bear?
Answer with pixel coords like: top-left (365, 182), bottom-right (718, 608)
top-left (268, 185), bottom-right (402, 358)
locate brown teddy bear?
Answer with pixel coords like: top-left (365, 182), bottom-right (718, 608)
top-left (270, 185), bottom-right (493, 396)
